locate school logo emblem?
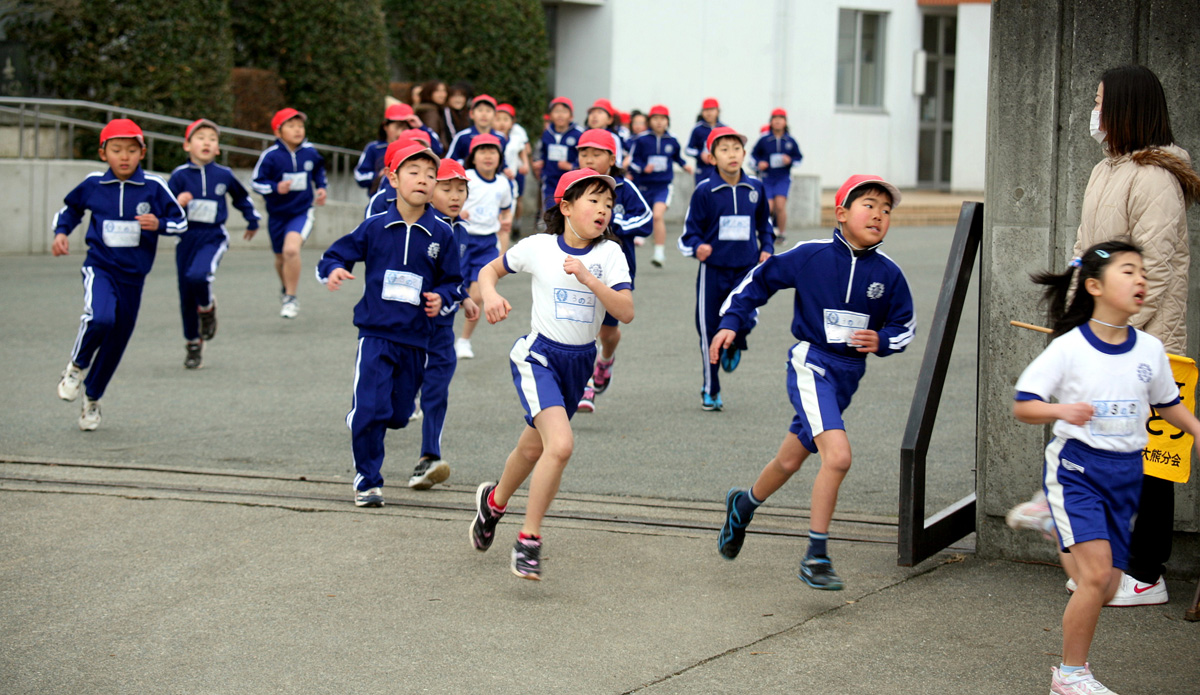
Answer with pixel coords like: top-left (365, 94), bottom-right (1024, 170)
top-left (427, 242), bottom-right (440, 259)
top-left (613, 204), bottom-right (624, 217)
top-left (867, 282), bottom-right (885, 299)
top-left (304, 161), bottom-right (314, 171)
top-left (136, 202), bottom-right (151, 215)
top-left (748, 190), bottom-right (759, 204)
top-left (215, 183), bottom-right (227, 196)
top-left (555, 289), bottom-right (568, 302)
top-left (665, 145), bottom-right (674, 153)
top-left (1137, 363), bottom-right (1152, 383)
top-left (566, 137), bottom-right (576, 146)
top-left (589, 263), bottom-right (603, 279)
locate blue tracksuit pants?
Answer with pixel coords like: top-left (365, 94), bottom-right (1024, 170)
top-left (176, 226), bottom-right (229, 341)
top-left (695, 262), bottom-right (752, 397)
top-left (348, 337), bottom-right (425, 491)
top-left (70, 265), bottom-right (144, 400)
top-left (419, 324), bottom-right (457, 459)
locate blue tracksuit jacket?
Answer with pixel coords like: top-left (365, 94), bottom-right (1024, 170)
top-left (355, 128), bottom-right (446, 191)
top-left (251, 139), bottom-right (328, 217)
top-left (627, 131), bottom-right (688, 186)
top-left (537, 123), bottom-right (584, 190)
top-left (446, 125), bottom-right (509, 165)
top-left (611, 178), bottom-right (652, 280)
top-left (686, 120), bottom-right (725, 181)
top-left (678, 171), bottom-right (774, 268)
top-left (751, 132), bottom-right (803, 181)
top-left (433, 215), bottom-right (472, 327)
top-left (167, 160), bottom-right (260, 235)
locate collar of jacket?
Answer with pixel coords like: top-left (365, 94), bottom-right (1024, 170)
top-left (833, 227), bottom-right (882, 256)
top-left (100, 166), bottom-right (146, 185)
top-left (709, 170), bottom-right (754, 191)
top-left (383, 203), bottom-right (439, 236)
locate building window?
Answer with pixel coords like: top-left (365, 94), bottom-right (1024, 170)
top-left (836, 9), bottom-right (887, 109)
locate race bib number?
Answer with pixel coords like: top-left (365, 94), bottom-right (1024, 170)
top-left (187, 199), bottom-right (218, 224)
top-left (553, 287), bottom-right (595, 323)
top-left (648, 155), bottom-right (669, 172)
top-left (547, 144), bottom-right (569, 162)
top-left (769, 153), bottom-right (787, 169)
top-left (718, 215), bottom-right (751, 241)
top-left (101, 220), bottom-right (141, 248)
top-left (381, 269), bottom-right (422, 305)
top-left (1089, 400), bottom-right (1139, 437)
top-left (823, 309), bottom-right (869, 345)
top-left (282, 171), bottom-right (308, 192)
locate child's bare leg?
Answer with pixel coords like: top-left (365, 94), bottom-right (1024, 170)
top-left (773, 196), bottom-right (788, 237)
top-left (1060, 546), bottom-right (1079, 583)
top-left (597, 324), bottom-right (620, 360)
top-left (1061, 539), bottom-right (1122, 666)
top-left (521, 406), bottom-right (574, 536)
top-left (461, 282), bottom-right (481, 340)
top-left (652, 202), bottom-right (667, 246)
top-left (750, 432), bottom-right (812, 502)
top-left (808, 428), bottom-right (852, 534)
top-left (281, 232), bottom-right (303, 295)
top-left (493, 425), bottom-right (543, 507)
top-left (274, 253), bottom-right (285, 287)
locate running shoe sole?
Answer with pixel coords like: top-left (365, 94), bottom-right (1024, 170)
top-left (408, 460), bottom-right (450, 490)
top-left (718, 487), bottom-right (747, 560)
top-left (470, 482), bottom-right (499, 551)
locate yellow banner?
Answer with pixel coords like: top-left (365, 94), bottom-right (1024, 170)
top-left (1143, 354), bottom-right (1197, 483)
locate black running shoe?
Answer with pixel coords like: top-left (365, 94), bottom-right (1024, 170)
top-left (511, 535), bottom-right (543, 580)
top-left (184, 342), bottom-right (203, 370)
top-left (408, 456), bottom-right (450, 490)
top-left (798, 555), bottom-right (844, 591)
top-left (718, 487), bottom-right (752, 560)
top-left (198, 300), bottom-right (217, 340)
top-left (470, 482), bottom-right (503, 551)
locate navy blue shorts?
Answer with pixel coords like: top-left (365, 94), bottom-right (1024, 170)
top-left (514, 172), bottom-right (526, 197)
top-left (637, 181), bottom-right (673, 207)
top-left (1043, 437), bottom-right (1143, 570)
top-left (764, 176), bottom-right (791, 199)
top-left (786, 341), bottom-right (867, 454)
top-left (267, 209), bottom-right (314, 254)
top-left (509, 333), bottom-right (597, 427)
top-left (464, 233), bottom-right (500, 284)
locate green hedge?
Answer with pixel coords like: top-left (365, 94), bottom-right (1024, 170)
top-left (384, 0), bottom-right (549, 135)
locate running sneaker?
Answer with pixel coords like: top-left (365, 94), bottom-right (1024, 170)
top-left (1006, 489), bottom-right (1054, 540)
top-left (592, 356), bottom-right (614, 394)
top-left (1067, 573), bottom-right (1169, 606)
top-left (408, 456), bottom-right (450, 490)
top-left (184, 341), bottom-right (203, 370)
top-left (798, 555), bottom-right (844, 591)
top-left (354, 486), bottom-right (384, 508)
top-left (651, 247), bottom-right (665, 268)
top-left (57, 362), bottom-right (84, 401)
top-left (511, 535), bottom-right (543, 580)
top-left (455, 338), bottom-right (474, 360)
top-left (1051, 664), bottom-right (1118, 694)
top-left (470, 482), bottom-right (504, 551)
top-left (701, 392), bottom-right (723, 412)
top-left (577, 385), bottom-right (596, 413)
top-left (719, 347), bottom-right (742, 373)
top-left (198, 298), bottom-right (218, 340)
top-left (280, 295), bottom-right (299, 319)
top-left (718, 487), bottom-right (752, 560)
top-left (78, 397), bottom-right (101, 431)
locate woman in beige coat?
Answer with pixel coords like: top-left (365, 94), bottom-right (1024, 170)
top-left (1009, 65), bottom-right (1200, 609)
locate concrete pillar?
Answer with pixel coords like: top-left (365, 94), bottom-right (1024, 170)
top-left (978, 0), bottom-right (1200, 573)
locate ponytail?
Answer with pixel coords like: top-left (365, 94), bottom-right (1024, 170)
top-left (1032, 240), bottom-right (1142, 337)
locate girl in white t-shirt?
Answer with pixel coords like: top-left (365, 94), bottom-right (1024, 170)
top-left (469, 169), bottom-right (633, 581)
top-left (1013, 241), bottom-right (1200, 695)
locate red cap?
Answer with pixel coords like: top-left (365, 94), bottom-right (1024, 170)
top-left (185, 118), bottom-right (219, 141)
top-left (589, 98), bottom-right (614, 116)
top-left (384, 138), bottom-right (416, 170)
top-left (834, 174), bottom-right (902, 209)
top-left (400, 128), bottom-right (431, 146)
top-left (271, 108), bottom-right (306, 132)
top-left (771, 108), bottom-right (787, 118)
top-left (469, 133), bottom-right (503, 153)
top-left (496, 103), bottom-right (515, 117)
top-left (648, 104), bottom-right (670, 117)
top-left (577, 129), bottom-right (618, 154)
top-left (705, 126), bottom-right (747, 152)
top-left (701, 98), bottom-right (720, 110)
top-left (542, 113), bottom-right (551, 122)
top-left (553, 168), bottom-right (616, 203)
top-left (100, 118), bottom-right (145, 147)
top-left (471, 94), bottom-right (497, 109)
top-left (760, 124), bottom-right (770, 133)
top-left (386, 138), bottom-right (439, 172)
top-left (548, 96), bottom-right (574, 113)
top-left (437, 159), bottom-right (469, 182)
top-left (618, 111), bottom-right (631, 125)
top-left (384, 103), bottom-right (417, 122)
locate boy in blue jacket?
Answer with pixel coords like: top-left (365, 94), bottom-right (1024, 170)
top-left (251, 108), bottom-right (327, 319)
top-left (316, 141), bottom-right (464, 508)
top-left (534, 96), bottom-right (583, 210)
top-left (628, 104), bottom-right (692, 268)
top-left (169, 118), bottom-right (261, 368)
top-left (678, 126), bottom-right (774, 411)
top-left (53, 119), bottom-right (188, 430)
top-left (446, 95), bottom-right (509, 171)
top-left (713, 175), bottom-right (916, 592)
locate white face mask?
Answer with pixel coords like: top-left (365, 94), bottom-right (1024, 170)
top-left (1089, 109), bottom-right (1105, 144)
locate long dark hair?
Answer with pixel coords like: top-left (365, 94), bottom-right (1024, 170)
top-left (541, 180), bottom-right (622, 247)
top-left (1032, 240), bottom-right (1142, 337)
top-left (1099, 65), bottom-right (1174, 156)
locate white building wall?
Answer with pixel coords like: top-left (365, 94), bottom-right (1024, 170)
top-left (553, 2), bottom-right (615, 112)
top-left (950, 3), bottom-right (990, 192)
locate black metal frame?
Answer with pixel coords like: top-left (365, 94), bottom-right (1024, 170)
top-left (898, 202), bottom-right (983, 566)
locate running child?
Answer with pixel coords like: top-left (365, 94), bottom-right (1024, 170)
top-left (446, 95), bottom-right (510, 174)
top-left (53, 119), bottom-right (187, 430)
top-left (533, 97), bottom-right (583, 210)
top-left (354, 103), bottom-right (443, 197)
top-left (409, 158), bottom-right (480, 490)
top-left (713, 175), bottom-right (913, 590)
top-left (585, 98), bottom-right (625, 161)
top-left (454, 134), bottom-right (514, 360)
top-left (572, 128), bottom-right (651, 412)
top-left (628, 104), bottom-right (692, 268)
top-left (168, 118), bottom-right (261, 369)
top-left (365, 132), bottom-right (432, 219)
top-left (685, 97), bottom-right (725, 185)
top-left (251, 108), bottom-right (327, 319)
top-left (751, 108), bottom-right (802, 242)
top-left (469, 168), bottom-right (633, 580)
top-left (678, 126), bottom-right (773, 411)
top-left (493, 103), bottom-right (531, 238)
top-left (1012, 242), bottom-right (1199, 695)
top-left (316, 141), bottom-right (464, 508)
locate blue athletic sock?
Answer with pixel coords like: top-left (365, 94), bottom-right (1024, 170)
top-left (732, 488), bottom-right (763, 526)
top-left (1059, 664), bottom-right (1084, 676)
top-left (807, 531), bottom-right (829, 558)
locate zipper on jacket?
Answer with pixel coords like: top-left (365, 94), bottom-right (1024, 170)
top-left (201, 165), bottom-right (207, 197)
top-left (403, 224), bottom-right (411, 265)
top-left (119, 181), bottom-right (125, 217)
top-left (845, 254), bottom-right (857, 303)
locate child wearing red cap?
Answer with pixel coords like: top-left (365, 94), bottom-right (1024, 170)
top-left (454, 134), bottom-right (514, 360)
top-left (713, 174), bottom-right (914, 592)
top-left (585, 98), bottom-right (625, 161)
top-left (168, 118), bottom-right (261, 369)
top-left (316, 142), bottom-right (465, 508)
top-left (492, 103), bottom-right (531, 238)
top-left (751, 109), bottom-right (802, 242)
top-left (686, 98), bottom-right (726, 185)
top-left (678, 126), bottom-right (774, 411)
top-left (53, 118), bottom-right (188, 431)
top-left (355, 104), bottom-right (444, 197)
top-left (534, 97), bottom-right (583, 211)
top-left (628, 104), bottom-right (693, 267)
top-left (447, 95), bottom-right (510, 173)
top-left (469, 168), bottom-right (633, 580)
top-left (251, 108), bottom-right (327, 319)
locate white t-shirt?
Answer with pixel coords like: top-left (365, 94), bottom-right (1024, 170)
top-left (463, 169), bottom-right (514, 236)
top-left (1015, 324), bottom-right (1180, 452)
top-left (504, 123), bottom-right (529, 173)
top-left (503, 233), bottom-right (632, 346)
